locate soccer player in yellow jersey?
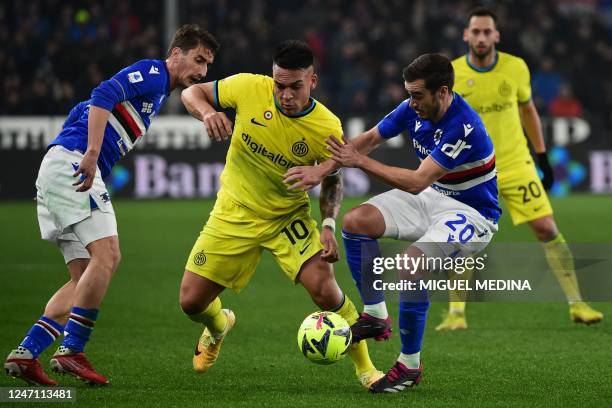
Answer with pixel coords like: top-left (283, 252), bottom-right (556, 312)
top-left (178, 40), bottom-right (383, 389)
top-left (436, 7), bottom-right (603, 330)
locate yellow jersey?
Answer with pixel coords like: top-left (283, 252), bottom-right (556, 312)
top-left (214, 73), bottom-right (343, 219)
top-left (452, 51), bottom-right (532, 172)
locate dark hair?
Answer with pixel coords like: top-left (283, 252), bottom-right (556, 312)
top-left (402, 53), bottom-right (454, 93)
top-left (467, 6), bottom-right (498, 27)
top-left (166, 24), bottom-right (220, 57)
top-left (273, 40), bottom-right (314, 69)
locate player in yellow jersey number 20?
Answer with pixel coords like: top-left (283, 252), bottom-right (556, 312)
top-left (437, 7), bottom-right (603, 330)
top-left (178, 40), bottom-right (383, 390)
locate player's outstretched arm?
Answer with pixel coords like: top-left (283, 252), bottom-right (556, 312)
top-left (318, 170), bottom-right (343, 263)
top-left (350, 126), bottom-right (386, 155)
top-left (73, 106), bottom-right (110, 192)
top-left (283, 127), bottom-right (384, 191)
top-left (181, 83), bottom-right (233, 142)
top-left (328, 136), bottom-right (447, 194)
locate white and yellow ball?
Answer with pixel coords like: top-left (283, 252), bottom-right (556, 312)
top-left (297, 311), bottom-right (352, 365)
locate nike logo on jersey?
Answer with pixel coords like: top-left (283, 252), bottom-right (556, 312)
top-left (415, 120), bottom-right (422, 131)
top-left (299, 243), bottom-right (312, 255)
top-left (460, 92), bottom-right (473, 98)
top-left (149, 65), bottom-right (160, 75)
top-left (463, 123), bottom-right (474, 137)
top-left (251, 118), bottom-right (266, 127)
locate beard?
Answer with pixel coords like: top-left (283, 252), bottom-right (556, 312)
top-left (470, 43), bottom-right (494, 60)
top-left (427, 98), bottom-right (442, 121)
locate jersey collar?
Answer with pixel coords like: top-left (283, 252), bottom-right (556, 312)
top-left (466, 51), bottom-right (499, 73)
top-left (274, 96), bottom-right (317, 118)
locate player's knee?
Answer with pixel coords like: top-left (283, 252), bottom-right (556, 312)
top-left (534, 229), bottom-right (554, 242)
top-left (531, 218), bottom-right (558, 242)
top-left (89, 239), bottom-right (121, 276)
top-left (342, 205), bottom-right (384, 237)
top-left (110, 246), bottom-right (121, 272)
top-left (342, 208), bottom-right (368, 234)
top-left (103, 245), bottom-right (121, 276)
top-left (179, 295), bottom-right (208, 316)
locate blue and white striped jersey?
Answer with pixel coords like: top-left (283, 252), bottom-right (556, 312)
top-left (49, 59), bottom-right (170, 178)
top-left (377, 93), bottom-right (501, 222)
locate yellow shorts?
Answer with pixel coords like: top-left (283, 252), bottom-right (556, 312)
top-left (185, 195), bottom-right (323, 292)
top-left (498, 160), bottom-right (553, 225)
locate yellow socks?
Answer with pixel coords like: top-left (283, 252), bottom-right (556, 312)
top-left (333, 295), bottom-right (376, 375)
top-left (543, 233), bottom-right (582, 303)
top-left (450, 301), bottom-right (466, 314)
top-left (448, 265), bottom-right (473, 313)
top-left (186, 297), bottom-right (228, 335)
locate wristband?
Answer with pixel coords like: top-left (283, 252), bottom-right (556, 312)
top-left (322, 218), bottom-right (336, 232)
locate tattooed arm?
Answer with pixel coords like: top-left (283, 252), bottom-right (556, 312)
top-left (318, 171), bottom-right (343, 263)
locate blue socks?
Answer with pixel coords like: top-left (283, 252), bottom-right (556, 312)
top-left (342, 230), bottom-right (385, 305)
top-left (20, 316), bottom-right (64, 358)
top-left (398, 297), bottom-right (429, 354)
top-left (60, 307), bottom-right (99, 353)
top-left (343, 228), bottom-right (430, 357)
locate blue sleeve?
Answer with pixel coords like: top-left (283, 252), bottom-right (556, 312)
top-left (430, 126), bottom-right (471, 170)
top-left (90, 60), bottom-right (168, 111)
top-left (376, 100), bottom-right (414, 139)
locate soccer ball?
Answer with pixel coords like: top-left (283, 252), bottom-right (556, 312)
top-left (297, 311), bottom-right (352, 365)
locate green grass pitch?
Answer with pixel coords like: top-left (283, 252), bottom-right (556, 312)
top-left (1, 195), bottom-right (611, 407)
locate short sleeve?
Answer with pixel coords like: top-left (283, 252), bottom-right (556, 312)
top-left (516, 58), bottom-right (532, 104)
top-left (215, 73), bottom-right (257, 109)
top-left (377, 100), bottom-right (414, 139)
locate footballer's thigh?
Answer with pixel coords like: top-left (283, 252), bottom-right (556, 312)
top-left (342, 203), bottom-right (386, 237)
top-left (363, 188), bottom-right (430, 240)
top-left (498, 164), bottom-right (553, 226)
top-left (37, 145), bottom-right (118, 264)
top-left (416, 196), bottom-right (497, 260)
top-left (263, 209), bottom-right (343, 309)
top-left (184, 223), bottom-right (263, 295)
top-left (263, 209), bottom-right (323, 281)
top-left (184, 197), bottom-right (265, 299)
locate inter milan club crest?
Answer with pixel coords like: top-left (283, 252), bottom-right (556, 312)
top-left (264, 110), bottom-right (273, 120)
top-left (434, 129), bottom-right (443, 145)
top-left (292, 139), bottom-right (309, 157)
top-left (193, 250), bottom-right (206, 266)
top-left (498, 80), bottom-right (511, 97)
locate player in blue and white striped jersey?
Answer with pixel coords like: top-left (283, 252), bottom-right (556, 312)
top-left (329, 53), bottom-right (500, 393)
top-left (4, 25), bottom-right (219, 386)
top-left (287, 53), bottom-right (500, 393)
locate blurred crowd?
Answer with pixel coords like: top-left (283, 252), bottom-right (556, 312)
top-left (1, 0), bottom-right (163, 115)
top-left (2, 0), bottom-right (611, 125)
